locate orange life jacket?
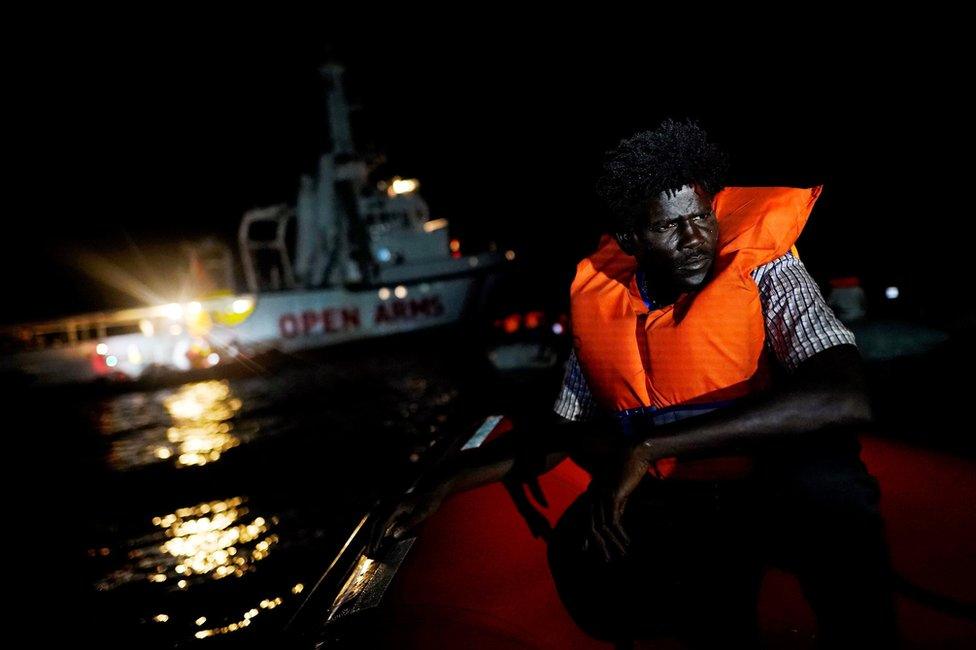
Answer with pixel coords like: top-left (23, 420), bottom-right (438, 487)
top-left (570, 186), bottom-right (822, 479)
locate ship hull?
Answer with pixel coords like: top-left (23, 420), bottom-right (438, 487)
top-left (3, 270), bottom-right (495, 386)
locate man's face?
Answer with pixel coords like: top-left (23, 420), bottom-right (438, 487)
top-left (617, 184), bottom-right (718, 295)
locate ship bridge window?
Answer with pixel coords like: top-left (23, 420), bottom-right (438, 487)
top-left (105, 322), bottom-right (142, 337)
top-left (40, 331), bottom-right (70, 348)
top-left (76, 325), bottom-right (99, 341)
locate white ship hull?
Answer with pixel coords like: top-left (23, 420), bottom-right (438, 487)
top-left (4, 264), bottom-right (497, 386)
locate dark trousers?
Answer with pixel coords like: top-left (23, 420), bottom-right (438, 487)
top-left (547, 441), bottom-right (897, 648)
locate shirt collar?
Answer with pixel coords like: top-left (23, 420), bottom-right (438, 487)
top-left (635, 269), bottom-right (658, 311)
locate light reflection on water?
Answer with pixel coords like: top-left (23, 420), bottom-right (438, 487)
top-left (102, 380), bottom-right (251, 470)
top-left (92, 491), bottom-right (314, 642)
top-left (95, 496), bottom-right (278, 591)
top-left (77, 348), bottom-right (476, 645)
top-left (192, 592), bottom-right (290, 639)
top-left (156, 496), bottom-right (277, 580)
top-left (159, 381), bottom-right (242, 467)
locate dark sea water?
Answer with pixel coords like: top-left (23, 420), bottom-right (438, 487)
top-left (10, 331), bottom-right (557, 648)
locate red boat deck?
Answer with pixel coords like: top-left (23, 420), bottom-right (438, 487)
top-left (379, 435), bottom-right (976, 648)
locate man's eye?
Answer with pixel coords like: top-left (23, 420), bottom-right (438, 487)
top-left (693, 214), bottom-right (710, 222)
top-left (652, 223), bottom-right (674, 233)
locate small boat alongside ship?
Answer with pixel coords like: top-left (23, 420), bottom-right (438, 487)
top-left (1, 64), bottom-right (510, 385)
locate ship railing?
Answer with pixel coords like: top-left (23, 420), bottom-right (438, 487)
top-left (238, 204), bottom-right (297, 293)
top-left (1, 295), bottom-right (256, 353)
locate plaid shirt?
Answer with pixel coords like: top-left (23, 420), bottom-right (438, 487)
top-left (553, 252), bottom-right (856, 422)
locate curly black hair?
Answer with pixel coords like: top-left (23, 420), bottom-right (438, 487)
top-left (596, 119), bottom-right (728, 231)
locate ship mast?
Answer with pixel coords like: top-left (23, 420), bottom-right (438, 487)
top-left (241, 64), bottom-right (372, 293)
top-left (321, 63), bottom-right (354, 158)
top-left (293, 64), bottom-right (371, 288)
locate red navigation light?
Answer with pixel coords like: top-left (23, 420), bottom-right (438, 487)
top-left (829, 276), bottom-right (861, 288)
top-left (523, 311), bottom-right (543, 330)
top-left (502, 314), bottom-right (521, 334)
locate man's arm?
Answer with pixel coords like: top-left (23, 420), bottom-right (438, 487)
top-left (427, 415), bottom-right (580, 493)
top-left (365, 412), bottom-right (614, 555)
top-left (365, 349), bottom-right (615, 556)
top-left (582, 344), bottom-right (872, 562)
top-left (635, 343), bottom-right (871, 463)
top-left (429, 345), bottom-right (614, 493)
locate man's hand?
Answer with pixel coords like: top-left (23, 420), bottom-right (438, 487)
top-left (585, 445), bottom-right (650, 562)
top-left (365, 480), bottom-right (453, 558)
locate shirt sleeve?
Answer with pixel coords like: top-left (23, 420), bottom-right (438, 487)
top-left (752, 252), bottom-right (858, 372)
top-left (552, 348), bottom-right (600, 422)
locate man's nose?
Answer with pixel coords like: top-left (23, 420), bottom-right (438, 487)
top-left (678, 218), bottom-right (707, 250)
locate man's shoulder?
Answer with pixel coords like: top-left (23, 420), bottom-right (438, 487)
top-left (750, 252), bottom-right (857, 371)
top-left (750, 251), bottom-right (801, 286)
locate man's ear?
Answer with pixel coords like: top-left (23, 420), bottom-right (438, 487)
top-left (614, 230), bottom-right (636, 255)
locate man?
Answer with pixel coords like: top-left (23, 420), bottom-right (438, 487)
top-left (369, 119), bottom-right (896, 647)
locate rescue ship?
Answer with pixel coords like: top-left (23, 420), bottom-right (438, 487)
top-left (0, 65), bottom-right (509, 385)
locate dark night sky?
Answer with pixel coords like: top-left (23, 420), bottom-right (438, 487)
top-left (6, 25), bottom-right (973, 325)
